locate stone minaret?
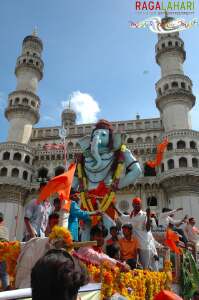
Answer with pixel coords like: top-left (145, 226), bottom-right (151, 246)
top-left (5, 31), bottom-right (43, 144)
top-left (155, 17), bottom-right (199, 225)
top-left (155, 16), bottom-right (195, 132)
top-left (0, 32), bottom-right (44, 239)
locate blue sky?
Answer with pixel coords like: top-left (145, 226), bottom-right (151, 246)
top-left (0, 0), bottom-right (199, 141)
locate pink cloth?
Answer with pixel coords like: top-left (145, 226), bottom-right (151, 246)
top-left (76, 247), bottom-right (117, 266)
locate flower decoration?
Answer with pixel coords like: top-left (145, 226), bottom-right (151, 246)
top-left (48, 225), bottom-right (73, 249)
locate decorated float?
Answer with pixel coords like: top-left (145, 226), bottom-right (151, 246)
top-left (0, 226), bottom-right (173, 299)
top-left (0, 119), bottom-right (199, 299)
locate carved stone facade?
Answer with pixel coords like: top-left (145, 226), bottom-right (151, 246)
top-left (0, 19), bottom-right (199, 239)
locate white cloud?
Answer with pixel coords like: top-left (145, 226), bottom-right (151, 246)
top-left (42, 115), bottom-right (55, 122)
top-left (62, 91), bottom-right (100, 124)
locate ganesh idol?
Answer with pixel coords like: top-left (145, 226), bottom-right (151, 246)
top-left (72, 119), bottom-right (142, 240)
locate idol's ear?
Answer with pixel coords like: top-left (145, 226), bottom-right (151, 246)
top-left (77, 136), bottom-right (91, 152)
top-left (113, 133), bottom-right (126, 150)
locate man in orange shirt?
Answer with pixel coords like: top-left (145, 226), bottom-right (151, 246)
top-left (118, 224), bottom-right (139, 269)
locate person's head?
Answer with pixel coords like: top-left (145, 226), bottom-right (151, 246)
top-left (106, 244), bottom-right (120, 260)
top-left (122, 224), bottom-right (133, 240)
top-left (48, 213), bottom-right (59, 231)
top-left (0, 212), bottom-right (4, 223)
top-left (110, 226), bottom-right (118, 238)
top-left (132, 197), bottom-right (142, 212)
top-left (189, 217), bottom-right (196, 226)
top-left (90, 225), bottom-right (104, 247)
top-left (53, 198), bottom-right (61, 212)
top-left (31, 249), bottom-right (89, 300)
top-left (70, 189), bottom-right (79, 203)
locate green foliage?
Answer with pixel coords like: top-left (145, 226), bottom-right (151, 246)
top-left (180, 250), bottom-right (199, 299)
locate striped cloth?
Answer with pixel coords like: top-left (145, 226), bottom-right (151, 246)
top-left (0, 224), bottom-right (9, 241)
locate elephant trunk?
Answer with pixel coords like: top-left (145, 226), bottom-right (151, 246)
top-left (90, 134), bottom-right (102, 170)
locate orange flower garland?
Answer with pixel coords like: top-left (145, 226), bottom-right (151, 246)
top-left (0, 241), bottom-right (20, 277)
top-left (48, 225), bottom-right (73, 248)
top-left (87, 260), bottom-right (171, 300)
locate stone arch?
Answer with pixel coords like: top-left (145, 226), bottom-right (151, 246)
top-left (153, 136), bottom-right (158, 142)
top-left (181, 82), bottom-right (186, 89)
top-left (179, 157), bottom-right (187, 168)
top-left (172, 81), bottom-right (178, 88)
top-left (24, 155), bottom-right (30, 164)
top-left (192, 158), bottom-right (198, 168)
top-left (67, 142), bottom-right (73, 151)
top-left (15, 97), bottom-right (20, 105)
top-left (136, 137), bottom-right (143, 144)
top-left (56, 154), bottom-right (62, 160)
top-left (147, 196), bottom-right (157, 207)
top-left (127, 137), bottom-right (134, 144)
top-left (0, 167), bottom-right (8, 176)
top-left (168, 41), bottom-right (172, 47)
top-left (145, 136), bottom-right (152, 143)
top-left (22, 98), bottom-right (29, 105)
top-left (23, 170), bottom-right (28, 180)
top-left (177, 140), bottom-right (186, 149)
top-left (38, 167), bottom-right (48, 179)
top-left (164, 83), bottom-right (169, 91)
top-left (167, 142), bottom-right (173, 151)
top-left (13, 152), bottom-right (22, 161)
top-left (168, 159), bottom-right (174, 169)
top-left (11, 168), bottom-right (19, 177)
top-left (54, 166), bottom-right (65, 176)
top-left (190, 141), bottom-right (196, 149)
top-left (31, 100), bottom-right (36, 107)
top-left (3, 152), bottom-right (10, 160)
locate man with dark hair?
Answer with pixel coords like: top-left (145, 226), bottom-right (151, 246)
top-left (76, 225), bottom-right (128, 270)
top-left (23, 182), bottom-right (52, 241)
top-left (45, 213), bottom-right (60, 236)
top-left (0, 212), bottom-right (9, 290)
top-left (118, 224), bottom-right (139, 269)
top-left (31, 249), bottom-right (89, 300)
top-left (106, 226), bottom-right (120, 246)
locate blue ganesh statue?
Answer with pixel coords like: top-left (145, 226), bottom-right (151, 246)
top-left (72, 119), bottom-right (142, 240)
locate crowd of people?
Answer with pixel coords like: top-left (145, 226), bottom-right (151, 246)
top-left (0, 183), bottom-right (199, 299)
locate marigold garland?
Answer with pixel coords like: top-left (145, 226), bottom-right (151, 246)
top-left (87, 260), bottom-right (172, 300)
top-left (77, 144), bottom-right (126, 215)
top-left (48, 225), bottom-right (73, 248)
top-left (0, 241), bottom-right (20, 277)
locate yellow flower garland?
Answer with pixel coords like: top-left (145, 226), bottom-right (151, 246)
top-left (48, 225), bottom-right (73, 248)
top-left (0, 241), bottom-right (21, 278)
top-left (87, 261), bottom-right (171, 300)
top-left (77, 144), bottom-right (127, 214)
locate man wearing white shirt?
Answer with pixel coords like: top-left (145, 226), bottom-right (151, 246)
top-left (119, 197), bottom-right (152, 269)
top-left (158, 207), bottom-right (188, 245)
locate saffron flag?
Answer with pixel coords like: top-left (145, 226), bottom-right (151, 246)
top-left (146, 138), bottom-right (169, 168)
top-left (37, 163), bottom-right (76, 211)
top-left (154, 290), bottom-right (183, 300)
top-left (165, 229), bottom-right (183, 255)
